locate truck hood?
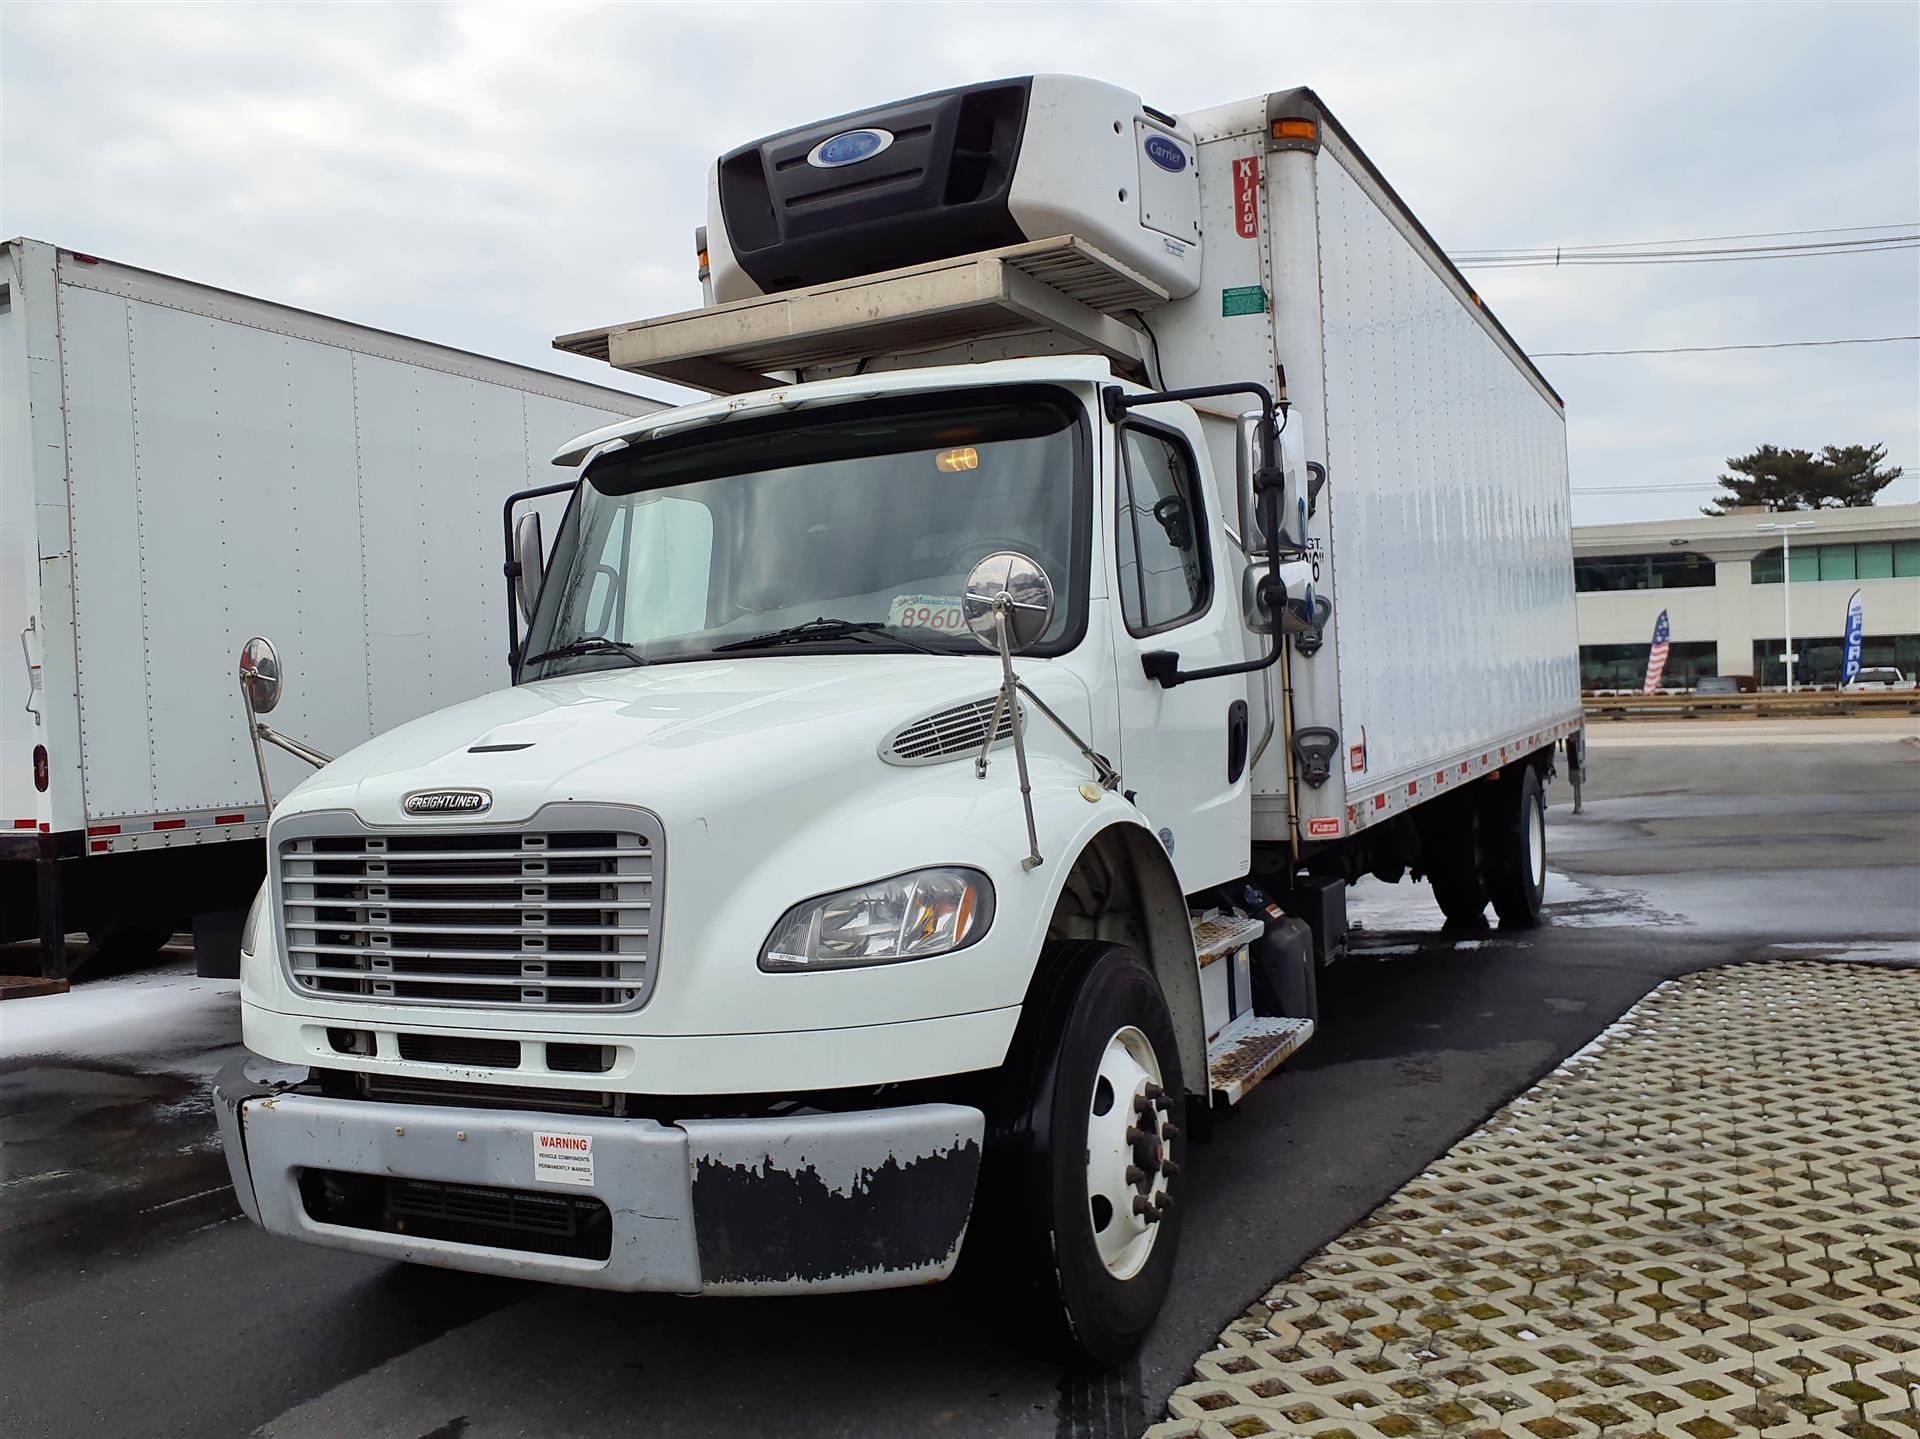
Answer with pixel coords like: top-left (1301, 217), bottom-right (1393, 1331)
top-left (276, 653), bottom-right (1093, 828)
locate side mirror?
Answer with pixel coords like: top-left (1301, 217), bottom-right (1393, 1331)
top-left (513, 512), bottom-right (546, 625)
top-left (962, 552), bottom-right (1054, 654)
top-left (1235, 410), bottom-right (1311, 555)
top-left (238, 636), bottom-right (283, 715)
top-left (1243, 557), bottom-right (1317, 636)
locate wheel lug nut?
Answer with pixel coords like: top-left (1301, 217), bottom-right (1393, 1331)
top-left (1125, 1125), bottom-right (1146, 1144)
top-left (1125, 1164), bottom-right (1147, 1185)
top-left (1144, 1081), bottom-right (1164, 1100)
top-left (1131, 1195), bottom-right (1161, 1221)
top-left (1162, 1157), bottom-right (1181, 1177)
top-left (1153, 1192), bottom-right (1173, 1212)
top-left (1160, 1122), bottom-right (1181, 1141)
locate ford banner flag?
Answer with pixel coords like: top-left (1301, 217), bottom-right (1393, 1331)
top-left (1642, 609), bottom-right (1672, 694)
top-left (1841, 588), bottom-right (1865, 686)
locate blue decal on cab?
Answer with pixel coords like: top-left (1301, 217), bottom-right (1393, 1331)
top-left (808, 128), bottom-right (894, 169)
top-left (1143, 135), bottom-right (1187, 173)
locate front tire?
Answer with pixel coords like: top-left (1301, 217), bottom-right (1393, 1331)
top-left (978, 941), bottom-right (1184, 1365)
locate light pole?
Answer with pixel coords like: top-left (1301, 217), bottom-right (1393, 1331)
top-left (1757, 519), bottom-right (1816, 692)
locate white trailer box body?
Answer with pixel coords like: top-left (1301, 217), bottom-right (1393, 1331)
top-left (1163, 93), bottom-right (1581, 844)
top-left (1, 238), bottom-right (660, 963)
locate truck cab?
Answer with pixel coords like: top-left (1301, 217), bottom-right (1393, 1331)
top-left (215, 75), bottom-right (1579, 1364)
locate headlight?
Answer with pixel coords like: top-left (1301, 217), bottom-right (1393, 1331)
top-left (241, 883), bottom-right (268, 956)
top-left (760, 868), bottom-right (994, 972)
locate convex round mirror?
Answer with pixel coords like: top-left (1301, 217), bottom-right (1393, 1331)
top-left (238, 635), bottom-right (283, 715)
top-left (962, 552), bottom-right (1054, 654)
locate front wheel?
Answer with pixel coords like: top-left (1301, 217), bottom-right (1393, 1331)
top-left (977, 941), bottom-right (1184, 1365)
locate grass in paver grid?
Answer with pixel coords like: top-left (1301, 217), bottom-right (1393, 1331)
top-left (1150, 961), bottom-right (1920, 1439)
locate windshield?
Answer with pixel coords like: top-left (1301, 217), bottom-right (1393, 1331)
top-left (520, 388), bottom-right (1087, 677)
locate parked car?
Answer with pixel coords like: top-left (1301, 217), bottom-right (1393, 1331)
top-left (1695, 675), bottom-right (1757, 695)
top-left (1843, 667), bottom-right (1918, 692)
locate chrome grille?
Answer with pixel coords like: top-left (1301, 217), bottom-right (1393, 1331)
top-left (882, 697), bottom-right (1022, 765)
top-left (277, 807), bottom-right (660, 1011)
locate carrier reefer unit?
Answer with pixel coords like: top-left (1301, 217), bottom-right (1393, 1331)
top-left (211, 78), bottom-right (1583, 1365)
top-left (0, 238), bottom-right (662, 974)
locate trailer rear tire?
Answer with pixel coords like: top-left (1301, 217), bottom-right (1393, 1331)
top-left (85, 924), bottom-right (178, 968)
top-left (1423, 799), bottom-right (1488, 928)
top-left (1484, 765), bottom-right (1547, 928)
top-left (975, 940), bottom-right (1184, 1366)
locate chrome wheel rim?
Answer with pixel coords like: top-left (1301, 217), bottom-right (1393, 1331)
top-left (1529, 792), bottom-right (1547, 892)
top-left (1085, 1024), bottom-right (1172, 1280)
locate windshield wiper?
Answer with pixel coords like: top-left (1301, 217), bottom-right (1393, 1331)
top-left (521, 636), bottom-right (651, 669)
top-left (712, 617), bottom-right (940, 655)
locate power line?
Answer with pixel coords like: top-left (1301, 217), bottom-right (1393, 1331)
top-left (1460, 236), bottom-right (1918, 269)
top-left (1536, 334), bottom-right (1920, 357)
top-left (1454, 221), bottom-right (1917, 259)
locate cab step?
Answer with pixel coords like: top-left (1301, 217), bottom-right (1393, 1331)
top-left (1207, 1013), bottom-right (1315, 1106)
top-left (1192, 911), bottom-right (1267, 968)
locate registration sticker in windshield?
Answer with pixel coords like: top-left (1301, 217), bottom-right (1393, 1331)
top-left (888, 594), bottom-right (967, 634)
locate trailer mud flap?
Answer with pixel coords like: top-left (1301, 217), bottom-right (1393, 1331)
top-left (682, 1104), bottom-right (984, 1294)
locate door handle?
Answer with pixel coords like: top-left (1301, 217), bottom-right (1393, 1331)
top-left (1227, 700), bottom-right (1249, 783)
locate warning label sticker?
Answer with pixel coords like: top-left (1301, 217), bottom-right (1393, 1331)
top-left (1233, 156), bottom-right (1261, 238)
top-left (533, 1131), bottom-right (595, 1187)
top-left (1222, 284), bottom-right (1267, 317)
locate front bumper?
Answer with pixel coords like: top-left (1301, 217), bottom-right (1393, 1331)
top-left (213, 1061), bottom-right (984, 1294)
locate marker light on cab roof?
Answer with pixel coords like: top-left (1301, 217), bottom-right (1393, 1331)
top-left (936, 447), bottom-right (980, 473)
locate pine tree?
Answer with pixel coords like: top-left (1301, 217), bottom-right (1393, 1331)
top-left (1702, 442), bottom-right (1902, 514)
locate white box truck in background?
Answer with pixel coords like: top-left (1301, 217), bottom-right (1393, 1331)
top-left (212, 78), bottom-right (1584, 1362)
top-left (0, 238), bottom-right (661, 976)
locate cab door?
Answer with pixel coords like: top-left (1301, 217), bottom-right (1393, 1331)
top-left (1107, 407), bottom-right (1252, 893)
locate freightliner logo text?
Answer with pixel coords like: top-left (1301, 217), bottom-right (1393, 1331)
top-left (402, 789), bottom-right (492, 816)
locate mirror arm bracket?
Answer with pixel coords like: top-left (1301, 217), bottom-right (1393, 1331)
top-left (1103, 380), bottom-right (1293, 690)
top-left (256, 723), bottom-right (332, 770)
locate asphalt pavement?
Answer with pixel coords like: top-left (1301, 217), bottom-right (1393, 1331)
top-left (2, 719), bottom-right (1915, 1439)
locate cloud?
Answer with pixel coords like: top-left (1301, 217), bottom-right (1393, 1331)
top-left (3, 1), bottom-right (1915, 521)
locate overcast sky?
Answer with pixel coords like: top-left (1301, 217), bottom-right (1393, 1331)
top-left (4, 2), bottom-right (1916, 525)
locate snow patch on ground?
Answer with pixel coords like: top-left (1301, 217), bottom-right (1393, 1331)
top-left (1767, 939), bottom-right (1920, 966)
top-left (0, 961), bottom-right (240, 1078)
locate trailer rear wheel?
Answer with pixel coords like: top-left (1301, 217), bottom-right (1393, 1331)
top-left (1423, 799), bottom-right (1488, 927)
top-left (1483, 765), bottom-right (1547, 928)
top-left (976, 941), bottom-right (1184, 1365)
top-left (85, 925), bottom-right (178, 968)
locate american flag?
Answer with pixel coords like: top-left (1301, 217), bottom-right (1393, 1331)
top-left (1643, 609), bottom-right (1672, 694)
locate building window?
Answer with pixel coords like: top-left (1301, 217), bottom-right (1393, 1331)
top-left (1579, 639), bottom-right (1718, 691)
top-left (1573, 551), bottom-right (1715, 593)
top-left (1754, 540), bottom-right (1920, 583)
top-left (1856, 542), bottom-right (1895, 580)
top-left (1750, 633), bottom-right (1920, 687)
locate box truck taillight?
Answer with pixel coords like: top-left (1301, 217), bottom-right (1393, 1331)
top-left (33, 745), bottom-right (48, 792)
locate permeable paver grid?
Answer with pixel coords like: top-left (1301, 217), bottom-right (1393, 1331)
top-left (1150, 960), bottom-right (1920, 1439)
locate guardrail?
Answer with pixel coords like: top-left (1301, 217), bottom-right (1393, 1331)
top-left (1583, 690), bottom-right (1920, 720)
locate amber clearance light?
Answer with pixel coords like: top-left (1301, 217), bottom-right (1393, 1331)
top-left (1272, 118), bottom-right (1318, 142)
top-left (935, 447), bottom-right (980, 473)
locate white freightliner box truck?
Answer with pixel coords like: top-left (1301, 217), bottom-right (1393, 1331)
top-left (213, 78), bottom-right (1584, 1362)
top-left (0, 238), bottom-right (661, 976)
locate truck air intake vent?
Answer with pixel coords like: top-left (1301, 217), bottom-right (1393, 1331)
top-left (276, 805), bottom-right (663, 1013)
top-left (881, 697), bottom-right (1023, 767)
